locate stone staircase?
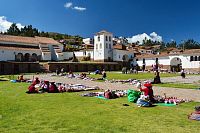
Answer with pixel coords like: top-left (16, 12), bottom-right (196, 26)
top-left (39, 44), bottom-right (51, 53)
top-left (53, 45), bottom-right (62, 53)
top-left (53, 45), bottom-right (63, 60)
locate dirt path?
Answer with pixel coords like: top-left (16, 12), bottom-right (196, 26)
top-left (26, 74), bottom-right (200, 102)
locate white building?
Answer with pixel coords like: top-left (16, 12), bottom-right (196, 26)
top-left (0, 35), bottom-right (63, 61)
top-left (136, 49), bottom-right (200, 72)
top-left (94, 30), bottom-right (114, 61)
top-left (82, 38), bottom-right (94, 45)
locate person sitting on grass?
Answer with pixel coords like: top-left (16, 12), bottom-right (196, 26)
top-left (140, 82), bottom-right (155, 103)
top-left (102, 69), bottom-right (107, 80)
top-left (49, 82), bottom-right (59, 93)
top-left (80, 73), bottom-right (87, 79)
top-left (40, 80), bottom-right (49, 93)
top-left (68, 70), bottom-right (75, 78)
top-left (17, 75), bottom-right (25, 82)
top-left (181, 69), bottom-right (186, 78)
top-left (33, 77), bottom-right (40, 85)
top-left (26, 83), bottom-right (38, 94)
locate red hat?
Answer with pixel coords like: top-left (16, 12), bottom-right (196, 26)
top-left (44, 80), bottom-right (49, 83)
top-left (144, 83), bottom-right (152, 87)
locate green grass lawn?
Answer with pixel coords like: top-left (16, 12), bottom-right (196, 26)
top-left (0, 81), bottom-right (200, 133)
top-left (89, 72), bottom-right (179, 80)
top-left (154, 83), bottom-right (200, 89)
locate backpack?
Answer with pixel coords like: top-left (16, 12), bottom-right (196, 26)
top-left (128, 89), bottom-right (141, 103)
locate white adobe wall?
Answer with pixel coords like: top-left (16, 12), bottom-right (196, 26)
top-left (74, 51), bottom-right (94, 59)
top-left (0, 49), bottom-right (41, 61)
top-left (137, 57), bottom-right (170, 67)
top-left (136, 55), bottom-right (200, 69)
top-left (56, 53), bottom-right (64, 61)
top-left (63, 52), bottom-right (73, 60)
top-left (0, 49), bottom-right (16, 61)
top-left (113, 49), bottom-right (134, 62)
top-left (170, 55), bottom-right (200, 69)
top-left (42, 52), bottom-right (51, 61)
top-left (74, 51), bottom-right (84, 57)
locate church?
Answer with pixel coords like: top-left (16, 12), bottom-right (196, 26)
top-left (0, 35), bottom-right (63, 62)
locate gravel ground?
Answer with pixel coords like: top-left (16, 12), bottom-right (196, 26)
top-left (26, 74), bottom-right (200, 102)
top-left (161, 75), bottom-right (200, 84)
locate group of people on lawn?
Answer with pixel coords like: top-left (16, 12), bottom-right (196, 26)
top-left (26, 77), bottom-right (59, 93)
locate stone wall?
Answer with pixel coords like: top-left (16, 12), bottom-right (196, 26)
top-left (43, 62), bottom-right (122, 72)
top-left (0, 62), bottom-right (40, 74)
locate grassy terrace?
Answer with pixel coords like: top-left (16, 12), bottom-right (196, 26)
top-left (0, 81), bottom-right (200, 132)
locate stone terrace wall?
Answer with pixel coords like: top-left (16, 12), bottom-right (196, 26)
top-left (44, 62), bottom-right (123, 72)
top-left (0, 62), bottom-right (40, 74)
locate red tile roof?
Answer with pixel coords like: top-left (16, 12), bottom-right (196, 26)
top-left (136, 49), bottom-right (200, 59)
top-left (0, 35), bottom-right (38, 44)
top-left (35, 36), bottom-right (61, 45)
top-left (0, 46), bottom-right (40, 51)
top-left (0, 34), bottom-right (61, 45)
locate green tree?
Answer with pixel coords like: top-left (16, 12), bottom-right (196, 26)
top-left (21, 25), bottom-right (39, 37)
top-left (6, 23), bottom-right (21, 36)
top-left (166, 41), bottom-right (177, 48)
top-left (179, 39), bottom-right (200, 49)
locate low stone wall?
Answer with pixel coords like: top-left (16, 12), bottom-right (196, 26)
top-left (0, 61), bottom-right (40, 74)
top-left (43, 62), bottom-right (122, 72)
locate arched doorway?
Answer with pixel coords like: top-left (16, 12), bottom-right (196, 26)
top-left (24, 53), bottom-right (30, 62)
top-left (31, 53), bottom-right (38, 62)
top-left (170, 57), bottom-right (182, 72)
top-left (16, 53), bottom-right (23, 61)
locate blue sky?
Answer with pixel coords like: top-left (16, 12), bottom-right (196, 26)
top-left (0, 0), bottom-right (200, 43)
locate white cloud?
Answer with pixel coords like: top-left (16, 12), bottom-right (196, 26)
top-left (73, 6), bottom-right (86, 11)
top-left (64, 2), bottom-right (73, 8)
top-left (64, 2), bottom-right (86, 11)
top-left (127, 32), bottom-right (162, 44)
top-left (0, 16), bottom-right (24, 33)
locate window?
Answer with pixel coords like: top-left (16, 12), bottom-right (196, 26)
top-left (195, 56), bottom-right (198, 61)
top-left (109, 44), bottom-right (111, 49)
top-left (190, 56), bottom-right (193, 61)
top-left (96, 44), bottom-right (98, 49)
top-left (100, 43), bottom-right (102, 49)
top-left (109, 36), bottom-right (111, 41)
top-left (106, 36), bottom-right (108, 41)
top-left (98, 36), bottom-right (100, 41)
top-left (106, 43), bottom-right (108, 48)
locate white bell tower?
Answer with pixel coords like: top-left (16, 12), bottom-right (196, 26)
top-left (94, 30), bottom-right (113, 61)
